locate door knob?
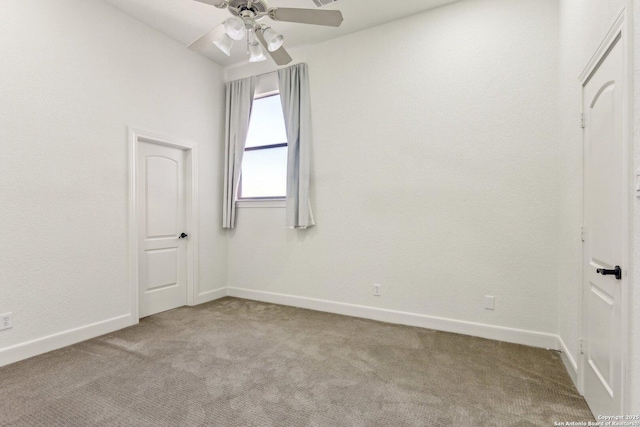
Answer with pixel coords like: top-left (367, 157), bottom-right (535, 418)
top-left (179, 233), bottom-right (188, 239)
top-left (596, 266), bottom-right (621, 280)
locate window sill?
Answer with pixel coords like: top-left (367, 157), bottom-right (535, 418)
top-left (236, 198), bottom-right (286, 208)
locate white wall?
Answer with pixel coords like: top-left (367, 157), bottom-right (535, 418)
top-left (224, 0), bottom-right (560, 342)
top-left (632, 0), bottom-right (640, 414)
top-left (0, 0), bottom-right (226, 363)
top-left (557, 0), bottom-right (634, 398)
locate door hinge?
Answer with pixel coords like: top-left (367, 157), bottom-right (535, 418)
top-left (580, 113), bottom-right (585, 129)
top-left (579, 338), bottom-right (584, 355)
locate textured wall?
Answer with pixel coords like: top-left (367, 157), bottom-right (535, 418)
top-left (557, 0), bottom-right (629, 379)
top-left (0, 0), bottom-right (226, 351)
top-left (224, 0), bottom-right (560, 335)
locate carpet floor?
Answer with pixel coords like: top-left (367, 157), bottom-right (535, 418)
top-left (1, 297), bottom-right (593, 426)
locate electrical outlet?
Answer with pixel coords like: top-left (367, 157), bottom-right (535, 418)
top-left (1, 313), bottom-right (13, 331)
top-left (484, 296), bottom-right (495, 310)
top-left (373, 284), bottom-right (381, 297)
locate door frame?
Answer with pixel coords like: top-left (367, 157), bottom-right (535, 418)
top-left (128, 128), bottom-right (199, 322)
top-left (578, 8), bottom-right (632, 413)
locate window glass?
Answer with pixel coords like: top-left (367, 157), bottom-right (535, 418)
top-left (241, 146), bottom-right (287, 198)
top-left (240, 93), bottom-right (288, 199)
top-left (245, 95), bottom-right (288, 149)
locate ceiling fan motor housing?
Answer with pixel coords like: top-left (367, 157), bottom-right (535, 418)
top-left (228, 0), bottom-right (269, 18)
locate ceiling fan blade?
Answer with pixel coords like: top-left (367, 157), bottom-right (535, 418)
top-left (188, 25), bottom-right (225, 52)
top-left (256, 30), bottom-right (293, 66)
top-left (193, 0), bottom-right (227, 7)
top-left (268, 8), bottom-right (343, 27)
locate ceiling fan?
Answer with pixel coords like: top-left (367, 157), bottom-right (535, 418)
top-left (188, 0), bottom-right (344, 65)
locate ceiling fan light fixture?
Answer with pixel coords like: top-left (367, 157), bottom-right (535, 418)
top-left (224, 16), bottom-right (246, 40)
top-left (248, 42), bottom-right (267, 62)
top-left (213, 33), bottom-right (234, 56)
top-left (191, 0), bottom-right (344, 66)
top-left (262, 27), bottom-right (284, 52)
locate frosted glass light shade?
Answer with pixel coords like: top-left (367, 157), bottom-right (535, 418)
top-left (262, 27), bottom-right (284, 52)
top-left (224, 16), bottom-right (246, 41)
top-left (213, 34), bottom-right (233, 56)
top-left (248, 43), bottom-right (267, 62)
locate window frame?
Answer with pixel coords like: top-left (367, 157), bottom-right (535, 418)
top-left (237, 91), bottom-right (288, 205)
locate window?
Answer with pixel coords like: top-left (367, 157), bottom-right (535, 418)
top-left (240, 94), bottom-right (288, 199)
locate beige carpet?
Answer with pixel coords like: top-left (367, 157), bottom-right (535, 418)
top-left (1, 297), bottom-right (593, 426)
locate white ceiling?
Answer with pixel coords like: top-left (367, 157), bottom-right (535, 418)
top-left (102, 0), bottom-right (460, 67)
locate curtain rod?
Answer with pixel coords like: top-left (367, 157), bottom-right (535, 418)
top-left (229, 62), bottom-right (304, 82)
top-left (228, 69), bottom-right (276, 83)
top-left (254, 69), bottom-right (278, 78)
top-left (255, 62), bottom-right (305, 77)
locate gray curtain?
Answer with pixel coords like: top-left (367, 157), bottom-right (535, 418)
top-left (222, 76), bottom-right (256, 229)
top-left (278, 63), bottom-right (315, 229)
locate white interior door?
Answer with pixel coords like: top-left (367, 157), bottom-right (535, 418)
top-left (581, 35), bottom-right (626, 417)
top-left (137, 141), bottom-right (188, 318)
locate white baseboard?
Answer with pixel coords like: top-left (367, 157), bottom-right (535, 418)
top-left (227, 288), bottom-right (559, 350)
top-left (0, 314), bottom-right (133, 368)
top-left (195, 288), bottom-right (228, 305)
top-left (1, 288), bottom-right (227, 368)
top-left (557, 335), bottom-right (579, 387)
top-left (0, 291), bottom-right (570, 372)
